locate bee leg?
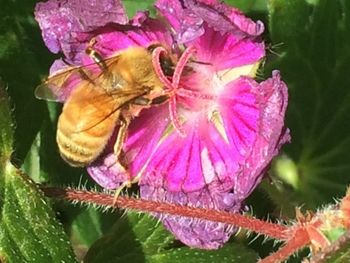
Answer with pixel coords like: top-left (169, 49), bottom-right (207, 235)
top-left (114, 116), bottom-right (130, 159)
top-left (150, 95), bottom-right (170, 105)
top-left (131, 97), bottom-right (151, 106)
top-left (132, 95), bottom-right (169, 106)
top-left (112, 116), bottom-right (131, 205)
top-left (85, 38), bottom-right (107, 71)
top-left (112, 179), bottom-right (131, 206)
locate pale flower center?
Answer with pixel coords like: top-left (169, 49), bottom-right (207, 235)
top-left (152, 45), bottom-right (259, 140)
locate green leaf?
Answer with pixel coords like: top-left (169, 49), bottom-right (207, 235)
top-left (309, 231), bottom-right (350, 262)
top-left (226, 0), bottom-right (268, 12)
top-left (85, 213), bottom-right (174, 262)
top-left (147, 244), bottom-right (258, 263)
top-left (0, 162), bottom-right (77, 263)
top-left (0, 87), bottom-right (14, 162)
top-left (85, 213), bottom-right (258, 263)
top-left (70, 207), bottom-right (117, 247)
top-left (0, 0), bottom-right (54, 164)
top-left (267, 0), bottom-right (350, 208)
top-left (268, 0), bottom-right (310, 43)
top-left (123, 0), bottom-right (155, 18)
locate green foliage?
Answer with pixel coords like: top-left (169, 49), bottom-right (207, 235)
top-left (310, 231), bottom-right (350, 263)
top-left (70, 206), bottom-right (117, 248)
top-left (85, 213), bottom-right (258, 262)
top-left (0, 85), bottom-right (77, 262)
top-left (324, 244), bottom-right (350, 262)
top-left (0, 0), bottom-right (52, 164)
top-left (0, 88), bottom-right (13, 162)
top-left (123, 0), bottom-right (156, 18)
top-left (0, 163), bottom-right (77, 263)
top-left (225, 0), bottom-right (267, 12)
top-left (266, 0), bottom-right (350, 209)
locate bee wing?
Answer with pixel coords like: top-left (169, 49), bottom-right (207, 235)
top-left (72, 83), bottom-right (150, 133)
top-left (35, 56), bottom-right (121, 102)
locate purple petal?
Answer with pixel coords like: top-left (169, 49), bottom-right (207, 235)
top-left (233, 71), bottom-right (290, 198)
top-left (155, 0), bottom-right (264, 43)
top-left (155, 0), bottom-right (205, 43)
top-left (87, 72), bottom-right (289, 248)
top-left (87, 106), bottom-right (172, 189)
top-left (192, 24), bottom-right (265, 70)
top-left (90, 15), bottom-right (174, 58)
top-left (35, 0), bottom-right (128, 62)
top-left (87, 152), bottom-right (129, 190)
top-left (139, 73), bottom-right (288, 248)
top-left (217, 71), bottom-right (290, 199)
top-left (140, 182), bottom-right (240, 249)
top-left (186, 0), bottom-right (264, 36)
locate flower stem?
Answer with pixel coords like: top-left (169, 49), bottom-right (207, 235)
top-left (42, 187), bottom-right (288, 240)
top-left (259, 228), bottom-right (310, 263)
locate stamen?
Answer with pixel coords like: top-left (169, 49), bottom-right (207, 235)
top-left (169, 97), bottom-right (186, 137)
top-left (172, 46), bottom-right (196, 88)
top-left (177, 88), bottom-right (218, 101)
top-left (152, 46), bottom-right (193, 138)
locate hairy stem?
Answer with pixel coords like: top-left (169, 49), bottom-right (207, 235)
top-left (260, 228), bottom-right (310, 263)
top-left (42, 186), bottom-right (289, 240)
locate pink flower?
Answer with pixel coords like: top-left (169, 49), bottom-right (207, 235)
top-left (35, 0), bottom-right (290, 249)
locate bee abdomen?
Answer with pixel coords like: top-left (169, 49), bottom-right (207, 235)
top-left (56, 127), bottom-right (109, 167)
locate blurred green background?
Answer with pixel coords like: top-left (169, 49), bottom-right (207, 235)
top-left (1, 0), bottom-right (350, 262)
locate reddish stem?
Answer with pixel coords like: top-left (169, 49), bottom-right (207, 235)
top-left (259, 228), bottom-right (310, 263)
top-left (42, 187), bottom-right (289, 240)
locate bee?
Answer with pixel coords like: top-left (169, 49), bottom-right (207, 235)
top-left (36, 42), bottom-right (174, 171)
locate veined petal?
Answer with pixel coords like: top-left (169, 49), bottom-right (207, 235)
top-left (155, 0), bottom-right (264, 43)
top-left (192, 24), bottom-right (265, 71)
top-left (138, 72), bottom-right (289, 249)
top-left (234, 71), bottom-right (290, 198)
top-left (140, 182), bottom-right (241, 249)
top-left (87, 106), bottom-right (171, 189)
top-left (35, 0), bottom-right (127, 62)
top-left (186, 0), bottom-right (264, 36)
top-left (87, 152), bottom-right (129, 190)
top-left (88, 105), bottom-right (242, 193)
top-left (90, 13), bottom-right (174, 58)
top-left (155, 0), bottom-right (205, 43)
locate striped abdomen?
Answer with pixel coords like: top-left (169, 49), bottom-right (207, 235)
top-left (56, 84), bottom-right (120, 167)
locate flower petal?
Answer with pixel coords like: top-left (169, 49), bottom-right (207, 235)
top-left (140, 182), bottom-right (240, 249)
top-left (192, 24), bottom-right (265, 70)
top-left (186, 0), bottom-right (264, 36)
top-left (91, 14), bottom-right (174, 58)
top-left (87, 105), bottom-right (171, 189)
top-left (87, 152), bottom-right (129, 190)
top-left (35, 0), bottom-right (128, 62)
top-left (155, 0), bottom-right (264, 43)
top-left (138, 72), bottom-right (289, 249)
top-left (155, 0), bottom-right (205, 43)
top-left (235, 71), bottom-right (290, 198)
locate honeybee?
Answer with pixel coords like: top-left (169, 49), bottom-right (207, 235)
top-left (36, 42), bottom-right (174, 170)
